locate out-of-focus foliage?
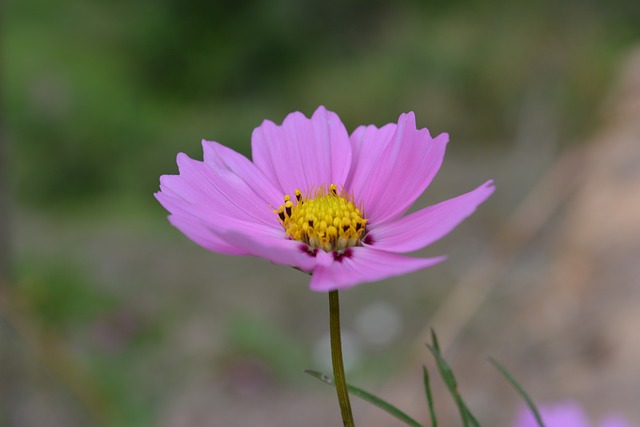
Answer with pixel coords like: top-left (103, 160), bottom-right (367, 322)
top-left (4, 2), bottom-right (640, 426)
top-left (15, 257), bottom-right (117, 329)
top-left (5, 0), bottom-right (640, 209)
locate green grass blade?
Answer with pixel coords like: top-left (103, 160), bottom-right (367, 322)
top-left (422, 365), bottom-right (438, 427)
top-left (427, 330), bottom-right (480, 427)
top-left (430, 329), bottom-right (441, 352)
top-left (305, 370), bottom-right (423, 427)
top-left (488, 357), bottom-right (546, 427)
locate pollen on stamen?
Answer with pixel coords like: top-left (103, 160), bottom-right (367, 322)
top-left (273, 184), bottom-right (367, 253)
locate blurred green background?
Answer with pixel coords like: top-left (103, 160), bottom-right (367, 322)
top-left (8, 0), bottom-right (639, 211)
top-left (2, 0), bottom-right (640, 426)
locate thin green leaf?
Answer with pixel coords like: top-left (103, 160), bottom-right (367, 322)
top-left (430, 329), bottom-right (441, 352)
top-left (427, 330), bottom-right (480, 427)
top-left (422, 365), bottom-right (438, 427)
top-left (305, 369), bottom-right (423, 427)
top-left (489, 357), bottom-right (546, 427)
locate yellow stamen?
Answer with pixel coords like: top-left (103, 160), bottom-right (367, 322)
top-left (274, 184), bottom-right (367, 252)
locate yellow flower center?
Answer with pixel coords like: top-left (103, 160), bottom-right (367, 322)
top-left (274, 184), bottom-right (367, 252)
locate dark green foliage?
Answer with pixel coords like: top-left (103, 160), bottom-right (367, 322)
top-left (426, 330), bottom-right (480, 427)
top-left (15, 257), bottom-right (117, 329)
top-left (423, 365), bottom-right (437, 427)
top-left (5, 0), bottom-right (640, 209)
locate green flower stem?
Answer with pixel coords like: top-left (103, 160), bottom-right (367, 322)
top-left (329, 290), bottom-right (355, 427)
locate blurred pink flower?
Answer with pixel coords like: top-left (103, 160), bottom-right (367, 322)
top-left (156, 106), bottom-right (493, 291)
top-left (513, 402), bottom-right (638, 427)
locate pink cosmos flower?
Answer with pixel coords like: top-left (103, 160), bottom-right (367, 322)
top-left (156, 106), bottom-right (494, 292)
top-left (512, 402), bottom-right (638, 427)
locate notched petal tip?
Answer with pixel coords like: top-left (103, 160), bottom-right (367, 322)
top-left (433, 131), bottom-right (449, 144)
top-left (253, 107), bottom-right (339, 138)
top-left (280, 106), bottom-right (342, 131)
top-left (153, 190), bottom-right (166, 201)
top-left (312, 105), bottom-right (343, 126)
top-left (253, 118), bottom-right (278, 138)
top-left (312, 105), bottom-right (328, 116)
top-left (397, 110), bottom-right (415, 122)
top-left (479, 179), bottom-right (497, 197)
top-left (396, 112), bottom-right (451, 143)
top-left (176, 152), bottom-right (191, 163)
top-left (201, 139), bottom-right (222, 153)
top-left (175, 151), bottom-right (201, 174)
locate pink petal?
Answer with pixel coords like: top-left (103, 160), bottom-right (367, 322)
top-left (346, 112), bottom-right (448, 225)
top-left (155, 191), bottom-right (280, 240)
top-left (251, 106), bottom-right (352, 196)
top-left (202, 139), bottom-right (282, 208)
top-left (167, 214), bottom-right (248, 255)
top-left (220, 229), bottom-right (325, 273)
top-left (309, 247), bottom-right (446, 292)
top-left (512, 402), bottom-right (590, 427)
top-left (346, 122), bottom-right (397, 195)
top-left (158, 151), bottom-right (280, 230)
top-left (367, 180), bottom-right (495, 253)
top-left (156, 147), bottom-right (288, 256)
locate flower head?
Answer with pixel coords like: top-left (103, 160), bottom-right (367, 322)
top-left (156, 106), bottom-right (494, 291)
top-left (512, 402), bottom-right (638, 427)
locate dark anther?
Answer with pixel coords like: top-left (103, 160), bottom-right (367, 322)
top-left (308, 220), bottom-right (314, 227)
top-left (285, 205), bottom-right (292, 217)
top-left (355, 223), bottom-right (362, 230)
top-left (333, 248), bottom-right (353, 263)
top-left (342, 225), bottom-right (349, 232)
top-left (278, 211), bottom-right (285, 221)
top-left (300, 245), bottom-right (318, 257)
